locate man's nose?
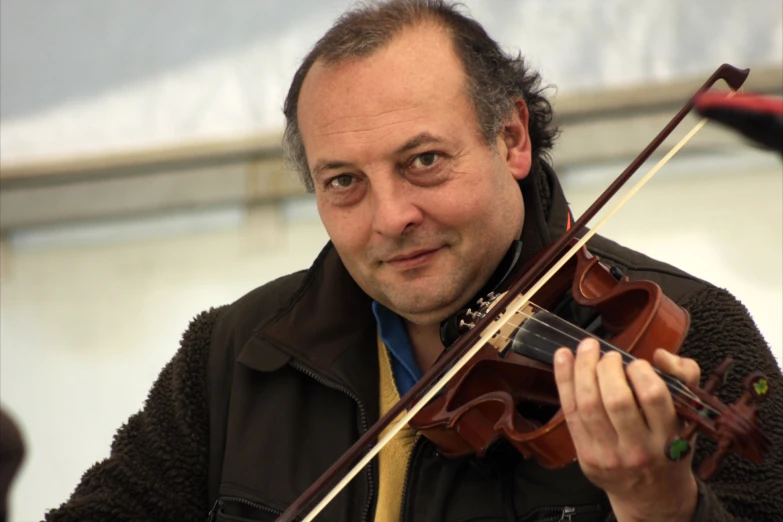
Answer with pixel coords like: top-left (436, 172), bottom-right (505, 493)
top-left (370, 178), bottom-right (424, 238)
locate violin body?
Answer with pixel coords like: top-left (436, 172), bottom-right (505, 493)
top-left (410, 246), bottom-right (691, 469)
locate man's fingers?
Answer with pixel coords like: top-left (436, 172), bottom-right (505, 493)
top-left (569, 338), bottom-right (616, 444)
top-left (653, 349), bottom-right (701, 387)
top-left (573, 339), bottom-right (608, 427)
top-left (626, 359), bottom-right (678, 437)
top-left (597, 351), bottom-right (647, 441)
top-left (554, 347), bottom-right (590, 442)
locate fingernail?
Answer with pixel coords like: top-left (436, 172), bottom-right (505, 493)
top-left (577, 338), bottom-right (595, 354)
top-left (555, 349), bottom-right (568, 365)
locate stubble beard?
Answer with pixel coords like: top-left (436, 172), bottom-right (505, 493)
top-left (369, 248), bottom-right (493, 326)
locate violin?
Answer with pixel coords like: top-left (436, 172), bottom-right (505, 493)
top-left (410, 243), bottom-right (770, 477)
top-left (276, 63), bottom-right (772, 522)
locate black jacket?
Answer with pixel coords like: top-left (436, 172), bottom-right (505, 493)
top-left (45, 163), bottom-right (783, 522)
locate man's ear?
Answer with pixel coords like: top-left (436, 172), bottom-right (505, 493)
top-left (501, 99), bottom-right (533, 181)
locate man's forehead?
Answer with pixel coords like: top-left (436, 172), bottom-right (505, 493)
top-left (298, 24), bottom-right (467, 128)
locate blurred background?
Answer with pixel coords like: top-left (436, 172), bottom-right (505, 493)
top-left (0, 1), bottom-right (781, 520)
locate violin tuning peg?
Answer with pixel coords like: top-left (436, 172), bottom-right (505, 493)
top-left (701, 357), bottom-right (735, 395)
top-left (744, 373), bottom-right (770, 402)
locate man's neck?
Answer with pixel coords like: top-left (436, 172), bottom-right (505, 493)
top-left (404, 321), bottom-right (446, 373)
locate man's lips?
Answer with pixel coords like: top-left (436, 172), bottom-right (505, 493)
top-left (383, 247), bottom-right (443, 270)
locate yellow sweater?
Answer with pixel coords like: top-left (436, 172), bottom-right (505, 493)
top-left (374, 335), bottom-right (419, 522)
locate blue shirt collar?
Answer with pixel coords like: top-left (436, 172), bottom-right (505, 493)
top-left (372, 301), bottom-right (423, 396)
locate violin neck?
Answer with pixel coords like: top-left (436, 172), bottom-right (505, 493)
top-left (507, 307), bottom-right (687, 397)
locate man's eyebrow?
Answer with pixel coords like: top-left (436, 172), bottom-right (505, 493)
top-left (312, 160), bottom-right (352, 179)
top-left (394, 132), bottom-right (444, 154)
top-left (311, 132), bottom-right (445, 178)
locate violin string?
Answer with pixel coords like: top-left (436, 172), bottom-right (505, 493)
top-left (488, 328), bottom-right (718, 419)
top-left (499, 336), bottom-right (719, 415)
top-left (512, 305), bottom-right (704, 401)
top-left (477, 305), bottom-right (719, 417)
top-left (509, 307), bottom-right (717, 415)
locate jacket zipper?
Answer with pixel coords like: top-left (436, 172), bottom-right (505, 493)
top-left (206, 496), bottom-right (282, 522)
top-left (288, 360), bottom-right (375, 522)
top-left (555, 506), bottom-right (575, 522)
top-left (517, 503), bottom-right (604, 522)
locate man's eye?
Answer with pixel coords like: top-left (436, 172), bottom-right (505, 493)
top-left (328, 174), bottom-right (354, 189)
top-left (411, 152), bottom-right (440, 169)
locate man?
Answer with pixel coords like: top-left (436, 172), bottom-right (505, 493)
top-left (45, 1), bottom-right (783, 521)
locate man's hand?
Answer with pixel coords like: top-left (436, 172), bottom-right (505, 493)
top-left (553, 338), bottom-right (701, 522)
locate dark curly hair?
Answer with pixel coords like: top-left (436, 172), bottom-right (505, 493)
top-left (283, 0), bottom-right (558, 192)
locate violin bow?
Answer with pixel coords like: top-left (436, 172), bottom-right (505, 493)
top-left (276, 63), bottom-right (750, 522)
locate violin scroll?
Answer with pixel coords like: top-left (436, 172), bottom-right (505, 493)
top-left (665, 357), bottom-right (771, 480)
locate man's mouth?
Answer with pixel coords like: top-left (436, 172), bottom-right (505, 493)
top-left (384, 247), bottom-right (443, 270)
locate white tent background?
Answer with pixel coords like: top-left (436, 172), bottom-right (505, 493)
top-left (1, 1), bottom-right (781, 520)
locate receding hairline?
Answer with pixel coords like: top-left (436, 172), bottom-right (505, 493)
top-left (296, 19), bottom-right (481, 169)
top-left (302, 19), bottom-right (465, 94)
top-left (315, 6), bottom-right (454, 64)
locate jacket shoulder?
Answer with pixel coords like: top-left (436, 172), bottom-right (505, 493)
top-left (586, 234), bottom-right (709, 304)
top-left (176, 268), bottom-right (310, 366)
top-left (45, 306), bottom-right (225, 521)
top-left (211, 269), bottom-right (310, 353)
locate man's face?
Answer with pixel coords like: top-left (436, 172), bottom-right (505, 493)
top-left (297, 24), bottom-right (532, 326)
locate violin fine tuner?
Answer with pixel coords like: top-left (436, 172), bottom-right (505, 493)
top-left (458, 319), bottom-right (476, 330)
top-left (456, 293), bottom-right (501, 332)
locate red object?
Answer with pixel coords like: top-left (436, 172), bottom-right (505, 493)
top-left (695, 92), bottom-right (783, 152)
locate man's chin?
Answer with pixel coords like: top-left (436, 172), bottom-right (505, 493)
top-left (381, 292), bottom-right (466, 326)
